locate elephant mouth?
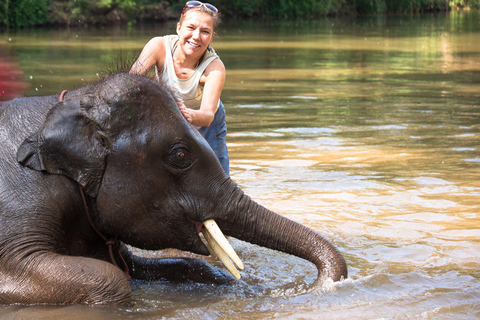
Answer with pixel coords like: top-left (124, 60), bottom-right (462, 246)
top-left (196, 219), bottom-right (244, 279)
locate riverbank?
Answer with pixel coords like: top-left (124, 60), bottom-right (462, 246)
top-left (1, 0), bottom-right (480, 29)
top-left (47, 1), bottom-right (174, 27)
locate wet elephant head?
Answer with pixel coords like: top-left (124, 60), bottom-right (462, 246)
top-left (16, 73), bottom-right (347, 293)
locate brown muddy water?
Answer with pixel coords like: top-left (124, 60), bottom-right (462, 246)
top-left (1, 11), bottom-right (479, 319)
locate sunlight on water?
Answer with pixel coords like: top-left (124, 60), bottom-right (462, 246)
top-left (1, 10), bottom-right (479, 320)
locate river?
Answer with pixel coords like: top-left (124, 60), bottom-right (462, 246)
top-left (1, 10), bottom-right (479, 319)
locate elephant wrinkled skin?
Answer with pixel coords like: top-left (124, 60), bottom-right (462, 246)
top-left (0, 74), bottom-right (347, 304)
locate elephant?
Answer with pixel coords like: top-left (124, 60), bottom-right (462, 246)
top-left (0, 73), bottom-right (347, 304)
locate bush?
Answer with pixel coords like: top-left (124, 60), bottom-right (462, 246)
top-left (49, 0), bottom-right (134, 26)
top-left (1, 0), bottom-right (480, 28)
top-left (385, 0), bottom-right (449, 13)
top-left (0, 0), bottom-right (49, 28)
top-left (212, 0), bottom-right (349, 18)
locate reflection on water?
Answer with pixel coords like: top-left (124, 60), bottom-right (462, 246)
top-left (1, 10), bottom-right (480, 320)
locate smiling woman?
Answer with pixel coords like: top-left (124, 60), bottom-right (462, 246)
top-left (129, 1), bottom-right (230, 175)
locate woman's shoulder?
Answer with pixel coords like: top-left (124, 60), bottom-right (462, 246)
top-left (162, 34), bottom-right (178, 41)
top-left (208, 57), bottom-right (225, 71)
top-left (203, 46), bottom-right (224, 70)
top-left (147, 36), bottom-right (166, 46)
top-left (142, 36), bottom-right (168, 58)
top-left (162, 34), bottom-right (180, 47)
top-left (203, 57), bottom-right (226, 83)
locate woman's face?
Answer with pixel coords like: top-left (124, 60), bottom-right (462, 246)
top-left (176, 11), bottom-right (215, 57)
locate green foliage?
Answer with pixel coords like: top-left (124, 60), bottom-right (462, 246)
top-left (385, 0), bottom-right (449, 13)
top-left (262, 0), bottom-right (343, 18)
top-left (352, 0), bottom-right (387, 14)
top-left (449, 0), bottom-right (480, 8)
top-left (96, 0), bottom-right (136, 10)
top-left (213, 0), bottom-right (479, 17)
top-left (211, 0), bottom-right (350, 18)
top-left (46, 0), bottom-right (142, 26)
top-left (1, 0), bottom-right (480, 28)
top-left (0, 0), bottom-right (49, 28)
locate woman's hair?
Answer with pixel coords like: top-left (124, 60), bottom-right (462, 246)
top-left (178, 5), bottom-right (221, 30)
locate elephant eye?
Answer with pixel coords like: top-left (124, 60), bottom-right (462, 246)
top-left (177, 150), bottom-right (186, 159)
top-left (166, 146), bottom-right (194, 169)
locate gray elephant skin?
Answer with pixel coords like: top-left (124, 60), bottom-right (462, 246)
top-left (0, 73), bottom-right (347, 304)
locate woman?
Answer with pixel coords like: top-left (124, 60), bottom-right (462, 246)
top-left (130, 1), bottom-right (229, 175)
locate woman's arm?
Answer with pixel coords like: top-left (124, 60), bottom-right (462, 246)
top-left (130, 37), bottom-right (165, 76)
top-left (180, 58), bottom-right (226, 127)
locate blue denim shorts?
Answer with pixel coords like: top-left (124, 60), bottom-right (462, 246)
top-left (198, 101), bottom-right (229, 175)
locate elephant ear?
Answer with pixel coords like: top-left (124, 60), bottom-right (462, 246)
top-left (17, 95), bottom-right (109, 197)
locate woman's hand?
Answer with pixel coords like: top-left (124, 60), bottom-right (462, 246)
top-left (178, 102), bottom-right (215, 127)
top-left (178, 102), bottom-right (195, 123)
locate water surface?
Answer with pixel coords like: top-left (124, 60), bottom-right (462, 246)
top-left (1, 11), bottom-right (479, 319)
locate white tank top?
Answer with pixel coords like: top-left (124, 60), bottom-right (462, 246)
top-left (157, 35), bottom-right (219, 111)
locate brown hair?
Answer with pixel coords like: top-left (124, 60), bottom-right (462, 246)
top-left (178, 5), bottom-right (221, 30)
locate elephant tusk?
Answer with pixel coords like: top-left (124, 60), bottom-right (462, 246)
top-left (202, 219), bottom-right (244, 279)
top-left (203, 219), bottom-right (244, 270)
top-left (203, 227), bottom-right (241, 279)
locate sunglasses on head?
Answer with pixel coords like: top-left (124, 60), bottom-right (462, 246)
top-left (181, 1), bottom-right (218, 15)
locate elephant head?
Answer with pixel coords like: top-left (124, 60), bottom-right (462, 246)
top-left (17, 73), bottom-right (347, 288)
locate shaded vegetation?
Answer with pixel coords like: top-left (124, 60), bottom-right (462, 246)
top-left (1, 0), bottom-right (479, 28)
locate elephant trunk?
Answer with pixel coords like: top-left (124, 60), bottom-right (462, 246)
top-left (218, 190), bottom-right (348, 284)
